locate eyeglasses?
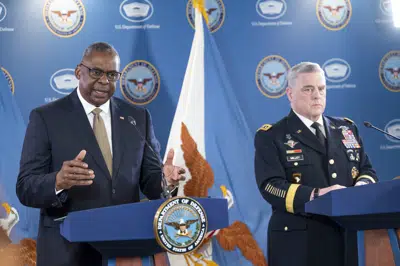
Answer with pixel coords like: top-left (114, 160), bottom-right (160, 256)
top-left (301, 86), bottom-right (326, 95)
top-left (80, 63), bottom-right (121, 82)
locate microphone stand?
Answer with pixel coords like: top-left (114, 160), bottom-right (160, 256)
top-left (128, 116), bottom-right (172, 199)
top-left (364, 121), bottom-right (400, 141)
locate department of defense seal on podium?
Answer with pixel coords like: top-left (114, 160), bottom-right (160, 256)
top-left (154, 196), bottom-right (208, 254)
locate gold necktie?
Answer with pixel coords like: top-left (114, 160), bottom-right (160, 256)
top-left (92, 108), bottom-right (112, 176)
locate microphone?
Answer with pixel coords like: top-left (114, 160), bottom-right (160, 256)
top-left (127, 116), bottom-right (172, 199)
top-left (363, 121), bottom-right (400, 141)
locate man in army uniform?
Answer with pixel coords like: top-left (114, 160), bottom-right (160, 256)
top-left (254, 62), bottom-right (378, 266)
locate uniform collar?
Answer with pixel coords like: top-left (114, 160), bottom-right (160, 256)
top-left (292, 109), bottom-right (324, 128)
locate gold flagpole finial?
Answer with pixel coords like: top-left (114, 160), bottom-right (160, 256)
top-left (192, 0), bottom-right (209, 25)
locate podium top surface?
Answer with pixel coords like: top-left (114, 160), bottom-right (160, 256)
top-left (305, 179), bottom-right (400, 217)
top-left (60, 197), bottom-right (229, 243)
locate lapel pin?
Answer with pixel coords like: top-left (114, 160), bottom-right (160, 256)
top-left (120, 116), bottom-right (125, 120)
top-left (296, 130), bottom-right (302, 134)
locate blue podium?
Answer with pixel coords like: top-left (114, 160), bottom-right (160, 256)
top-left (305, 179), bottom-right (400, 266)
top-left (60, 197), bottom-right (229, 266)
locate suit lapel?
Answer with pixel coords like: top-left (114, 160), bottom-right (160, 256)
top-left (67, 89), bottom-right (111, 179)
top-left (110, 98), bottom-right (126, 179)
top-left (286, 110), bottom-right (326, 155)
top-left (324, 116), bottom-right (342, 156)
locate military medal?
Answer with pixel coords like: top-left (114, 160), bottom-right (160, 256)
top-left (286, 149), bottom-right (302, 154)
top-left (292, 173), bottom-right (301, 183)
top-left (351, 167), bottom-right (359, 179)
top-left (284, 140), bottom-right (298, 148)
top-left (341, 129), bottom-right (361, 149)
top-left (346, 149), bottom-right (356, 161)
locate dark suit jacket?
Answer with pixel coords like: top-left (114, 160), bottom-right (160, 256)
top-left (16, 89), bottom-right (163, 266)
top-left (254, 110), bottom-right (378, 266)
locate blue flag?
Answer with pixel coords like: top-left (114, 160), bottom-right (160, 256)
top-left (163, 2), bottom-right (269, 265)
top-left (0, 68), bottom-right (39, 242)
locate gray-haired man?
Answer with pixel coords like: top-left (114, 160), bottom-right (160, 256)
top-left (254, 62), bottom-right (378, 266)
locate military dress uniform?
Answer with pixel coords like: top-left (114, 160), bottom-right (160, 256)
top-left (254, 110), bottom-right (378, 266)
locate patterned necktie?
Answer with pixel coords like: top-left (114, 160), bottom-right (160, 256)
top-left (311, 122), bottom-right (325, 147)
top-left (92, 108), bottom-right (112, 176)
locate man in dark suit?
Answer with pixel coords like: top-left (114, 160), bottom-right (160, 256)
top-left (254, 62), bottom-right (378, 266)
top-left (16, 42), bottom-right (184, 266)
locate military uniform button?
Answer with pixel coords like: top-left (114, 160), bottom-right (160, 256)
top-left (294, 162), bottom-right (298, 166)
top-left (329, 159), bottom-right (334, 165)
top-left (332, 173), bottom-right (337, 178)
top-left (284, 226), bottom-right (288, 231)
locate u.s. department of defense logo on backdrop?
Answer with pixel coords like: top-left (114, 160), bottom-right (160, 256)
top-left (375, 0), bottom-right (393, 24)
top-left (385, 119), bottom-right (400, 143)
top-left (0, 2), bottom-right (7, 22)
top-left (322, 58), bottom-right (356, 89)
top-left (256, 55), bottom-right (290, 98)
top-left (256, 0), bottom-right (286, 20)
top-left (187, 0), bottom-right (225, 33)
top-left (119, 0), bottom-right (153, 22)
top-left (154, 197), bottom-right (208, 254)
top-left (252, 0), bottom-right (292, 27)
top-left (50, 69), bottom-right (78, 95)
top-left (380, 0), bottom-right (392, 16)
top-left (380, 119), bottom-right (400, 150)
top-left (0, 2), bottom-right (15, 32)
top-left (115, 0), bottom-right (160, 30)
top-left (316, 0), bottom-right (351, 31)
top-left (43, 0), bottom-right (85, 38)
top-left (1, 67), bottom-right (15, 94)
top-left (120, 60), bottom-right (160, 105)
top-left (379, 51), bottom-right (400, 92)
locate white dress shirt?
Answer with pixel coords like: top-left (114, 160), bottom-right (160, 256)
top-left (293, 110), bottom-right (326, 138)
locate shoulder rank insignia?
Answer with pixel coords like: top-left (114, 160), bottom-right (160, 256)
top-left (344, 117), bottom-right (354, 124)
top-left (258, 124), bottom-right (272, 132)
